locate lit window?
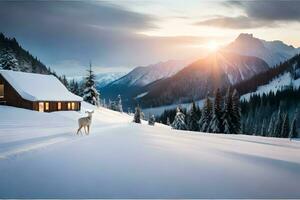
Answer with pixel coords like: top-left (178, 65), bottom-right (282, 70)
top-left (45, 102), bottom-right (49, 111)
top-left (67, 102), bottom-right (71, 110)
top-left (0, 84), bottom-right (3, 98)
top-left (38, 102), bottom-right (44, 112)
top-left (57, 102), bottom-right (61, 110)
top-left (71, 102), bottom-right (75, 110)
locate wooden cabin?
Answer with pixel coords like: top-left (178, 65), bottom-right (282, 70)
top-left (0, 70), bottom-right (82, 112)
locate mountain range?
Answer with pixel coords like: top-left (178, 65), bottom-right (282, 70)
top-left (140, 51), bottom-right (269, 106)
top-left (100, 59), bottom-right (192, 104)
top-left (224, 33), bottom-right (300, 67)
top-left (102, 33), bottom-right (300, 109)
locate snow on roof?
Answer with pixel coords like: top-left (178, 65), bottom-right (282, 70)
top-left (0, 70), bottom-right (82, 101)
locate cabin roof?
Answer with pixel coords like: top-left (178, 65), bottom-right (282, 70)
top-left (0, 70), bottom-right (82, 101)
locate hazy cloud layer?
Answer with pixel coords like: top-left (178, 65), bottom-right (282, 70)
top-left (195, 15), bottom-right (275, 29)
top-left (0, 1), bottom-right (212, 75)
top-left (197, 1), bottom-right (300, 29)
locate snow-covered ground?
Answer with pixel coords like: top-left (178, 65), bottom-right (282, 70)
top-left (0, 104), bottom-right (300, 198)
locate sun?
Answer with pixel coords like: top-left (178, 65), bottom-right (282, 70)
top-left (207, 40), bottom-right (220, 51)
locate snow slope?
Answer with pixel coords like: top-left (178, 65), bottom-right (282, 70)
top-left (242, 72), bottom-right (300, 101)
top-left (0, 104), bottom-right (300, 198)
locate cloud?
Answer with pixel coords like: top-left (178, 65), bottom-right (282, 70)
top-left (195, 15), bottom-right (276, 29)
top-left (196, 1), bottom-right (300, 29)
top-left (0, 1), bottom-right (213, 76)
top-left (0, 1), bottom-right (157, 31)
top-left (231, 1), bottom-right (300, 21)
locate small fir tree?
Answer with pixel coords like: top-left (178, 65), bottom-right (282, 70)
top-left (280, 113), bottom-right (290, 138)
top-left (210, 89), bottom-right (223, 133)
top-left (289, 112), bottom-right (298, 139)
top-left (171, 107), bottom-right (187, 130)
top-left (83, 62), bottom-right (100, 106)
top-left (116, 94), bottom-right (123, 112)
top-left (167, 117), bottom-right (171, 126)
top-left (148, 115), bottom-right (156, 126)
top-left (273, 108), bottom-right (283, 137)
top-left (133, 105), bottom-right (142, 123)
top-left (61, 75), bottom-right (69, 89)
top-left (231, 89), bottom-right (241, 134)
top-left (260, 118), bottom-right (267, 136)
top-left (187, 101), bottom-right (199, 131)
top-left (267, 112), bottom-right (276, 137)
top-left (222, 88), bottom-right (234, 134)
top-left (199, 96), bottom-right (212, 132)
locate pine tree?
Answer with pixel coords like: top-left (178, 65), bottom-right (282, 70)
top-left (289, 112), bottom-right (298, 139)
top-left (148, 115), bottom-right (156, 126)
top-left (267, 112), bottom-right (276, 137)
top-left (243, 115), bottom-right (251, 134)
top-left (231, 89), bottom-right (241, 134)
top-left (280, 113), bottom-right (290, 138)
top-left (260, 118), bottom-right (267, 136)
top-left (273, 109), bottom-right (283, 137)
top-left (0, 48), bottom-right (18, 70)
top-left (73, 81), bottom-right (80, 95)
top-left (171, 107), bottom-right (187, 130)
top-left (187, 101), bottom-right (199, 131)
top-left (83, 62), bottom-right (100, 106)
top-left (116, 94), bottom-right (123, 112)
top-left (69, 79), bottom-right (76, 93)
top-left (167, 117), bottom-right (171, 126)
top-left (199, 96), bottom-right (212, 132)
top-left (222, 88), bottom-right (234, 134)
top-left (133, 105), bottom-right (141, 123)
top-left (61, 75), bottom-right (69, 89)
top-left (210, 89), bottom-right (223, 133)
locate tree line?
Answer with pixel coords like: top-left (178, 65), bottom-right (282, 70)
top-left (241, 87), bottom-right (300, 138)
top-left (157, 86), bottom-right (299, 138)
top-left (157, 88), bottom-right (242, 134)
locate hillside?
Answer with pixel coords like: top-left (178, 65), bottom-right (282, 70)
top-left (141, 51), bottom-right (269, 107)
top-left (0, 33), bottom-right (49, 74)
top-left (234, 53), bottom-right (300, 96)
top-left (0, 104), bottom-right (300, 198)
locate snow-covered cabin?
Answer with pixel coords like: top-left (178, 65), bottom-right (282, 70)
top-left (0, 70), bottom-right (82, 112)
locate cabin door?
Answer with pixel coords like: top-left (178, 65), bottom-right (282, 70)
top-left (38, 102), bottom-right (44, 112)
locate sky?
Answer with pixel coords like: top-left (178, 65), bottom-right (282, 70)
top-left (0, 0), bottom-right (300, 76)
